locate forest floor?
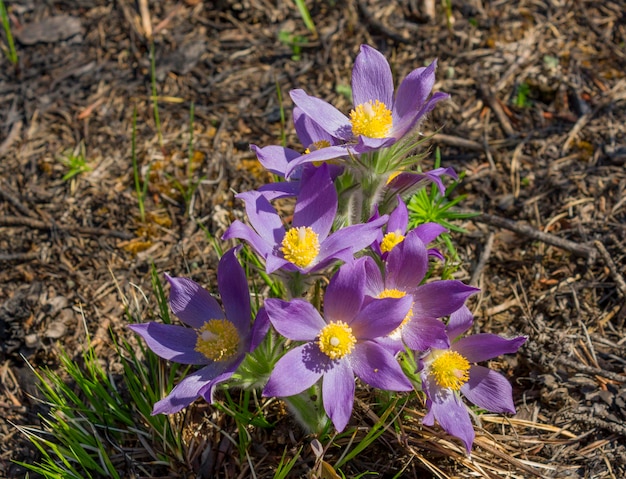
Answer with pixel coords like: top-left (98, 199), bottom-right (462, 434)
top-left (1, 0), bottom-right (625, 477)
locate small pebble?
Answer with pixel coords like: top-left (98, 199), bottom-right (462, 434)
top-left (25, 333), bottom-right (39, 348)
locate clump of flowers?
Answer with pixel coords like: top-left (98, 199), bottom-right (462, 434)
top-left (130, 45), bottom-right (526, 453)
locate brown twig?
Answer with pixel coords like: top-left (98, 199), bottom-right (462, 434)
top-left (431, 133), bottom-right (489, 152)
top-left (0, 120), bottom-right (22, 158)
top-left (477, 84), bottom-right (516, 137)
top-left (474, 213), bottom-right (597, 261)
top-left (0, 180), bottom-right (39, 218)
top-left (0, 252), bottom-right (39, 262)
top-left (0, 215), bottom-right (133, 240)
top-left (470, 232), bottom-right (494, 286)
top-left (594, 240), bottom-right (626, 298)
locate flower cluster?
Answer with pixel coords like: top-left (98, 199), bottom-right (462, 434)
top-left (130, 45), bottom-right (525, 452)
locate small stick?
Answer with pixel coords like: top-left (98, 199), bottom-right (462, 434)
top-left (470, 232), bottom-right (494, 286)
top-left (477, 84), bottom-right (516, 137)
top-left (0, 251), bottom-right (39, 262)
top-left (431, 133), bottom-right (487, 152)
top-left (0, 180), bottom-right (38, 218)
top-left (138, 0), bottom-right (152, 39)
top-left (0, 215), bottom-right (133, 240)
top-left (474, 212), bottom-right (596, 261)
top-left (0, 120), bottom-right (22, 157)
top-left (594, 240), bottom-right (626, 298)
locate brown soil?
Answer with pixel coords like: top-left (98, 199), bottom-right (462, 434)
top-left (1, 0), bottom-right (625, 477)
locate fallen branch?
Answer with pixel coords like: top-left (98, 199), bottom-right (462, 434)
top-left (473, 212), bottom-right (596, 261)
top-left (0, 215), bottom-right (133, 240)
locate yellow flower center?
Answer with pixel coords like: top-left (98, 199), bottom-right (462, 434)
top-left (304, 140), bottom-right (332, 154)
top-left (195, 319), bottom-right (241, 362)
top-left (281, 226), bottom-right (320, 268)
top-left (350, 100), bottom-right (393, 138)
top-left (318, 321), bottom-right (357, 360)
top-left (429, 350), bottom-right (471, 391)
top-left (380, 231), bottom-right (405, 253)
top-left (378, 288), bottom-right (412, 339)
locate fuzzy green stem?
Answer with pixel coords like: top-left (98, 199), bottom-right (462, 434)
top-left (283, 384), bottom-right (329, 434)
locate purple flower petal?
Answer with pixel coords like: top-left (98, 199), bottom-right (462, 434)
top-left (166, 275), bottom-right (224, 328)
top-left (322, 357), bottom-right (355, 432)
top-left (401, 315), bottom-right (449, 351)
top-left (394, 60), bottom-right (437, 120)
top-left (386, 233), bottom-right (428, 292)
top-left (152, 362), bottom-right (230, 414)
top-left (424, 387), bottom-right (474, 453)
top-left (265, 298), bottom-right (325, 341)
top-left (129, 323), bottom-right (208, 365)
top-left (387, 198), bottom-right (408, 234)
top-left (217, 248), bottom-right (250, 332)
top-left (387, 167), bottom-right (457, 198)
top-left (249, 307), bottom-right (271, 352)
top-left (453, 334), bottom-right (527, 363)
top-left (352, 45), bottom-right (394, 107)
top-left (446, 305), bottom-right (474, 341)
top-left (318, 216), bottom-right (388, 265)
top-left (252, 144), bottom-right (299, 177)
top-left (324, 259), bottom-right (366, 323)
top-left (350, 341), bottom-right (412, 391)
top-left (257, 181), bottom-right (301, 201)
top-left (263, 342), bottom-right (328, 397)
top-left (294, 107), bottom-right (337, 147)
top-left (222, 220), bottom-right (273, 260)
top-left (351, 295), bottom-right (412, 339)
top-left (290, 89), bottom-right (352, 140)
top-left (362, 256), bottom-right (385, 297)
top-left (461, 365), bottom-right (516, 414)
top-left (199, 368), bottom-right (240, 404)
top-left (413, 222), bottom-right (447, 245)
top-left (293, 164), bottom-right (337, 240)
top-left (235, 191), bottom-right (285, 245)
top-left (412, 281), bottom-right (479, 319)
top-left (284, 145), bottom-right (352, 178)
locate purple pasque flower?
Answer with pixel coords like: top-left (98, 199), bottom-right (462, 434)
top-left (128, 247), bottom-right (269, 414)
top-left (363, 231), bottom-right (478, 353)
top-left (371, 197), bottom-right (447, 260)
top-left (381, 167), bottom-right (458, 207)
top-left (284, 44), bottom-right (449, 176)
top-left (253, 107), bottom-right (345, 200)
top-left (223, 163), bottom-right (387, 274)
top-left (263, 258), bottom-right (413, 432)
top-left (419, 306), bottom-right (527, 452)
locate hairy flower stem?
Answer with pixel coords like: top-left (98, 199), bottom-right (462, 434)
top-left (283, 384), bottom-right (329, 434)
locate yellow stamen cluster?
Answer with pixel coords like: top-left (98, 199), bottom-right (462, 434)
top-left (304, 140), bottom-right (332, 154)
top-left (429, 350), bottom-right (471, 391)
top-left (195, 319), bottom-right (240, 362)
top-left (318, 321), bottom-right (357, 360)
top-left (281, 226), bottom-right (320, 268)
top-left (380, 231), bottom-right (405, 253)
top-left (350, 100), bottom-right (393, 138)
top-left (378, 288), bottom-right (413, 338)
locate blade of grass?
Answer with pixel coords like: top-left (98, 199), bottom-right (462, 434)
top-left (150, 42), bottom-right (163, 148)
top-left (293, 0), bottom-right (317, 38)
top-left (0, 0), bottom-right (17, 65)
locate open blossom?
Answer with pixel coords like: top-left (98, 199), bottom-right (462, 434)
top-left (129, 248), bottom-right (269, 414)
top-left (263, 258), bottom-right (413, 431)
top-left (363, 231), bottom-right (478, 352)
top-left (223, 164), bottom-right (387, 274)
top-left (253, 107), bottom-right (344, 200)
top-left (371, 198), bottom-right (447, 260)
top-left (419, 306), bottom-right (527, 452)
top-left (284, 44), bottom-right (449, 177)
